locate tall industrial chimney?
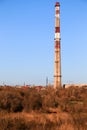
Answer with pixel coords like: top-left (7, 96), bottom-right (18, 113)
top-left (54, 2), bottom-right (61, 88)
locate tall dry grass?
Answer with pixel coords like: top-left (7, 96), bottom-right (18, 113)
top-left (0, 111), bottom-right (75, 130)
top-left (0, 86), bottom-right (87, 129)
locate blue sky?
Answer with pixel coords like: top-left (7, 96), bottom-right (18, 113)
top-left (0, 0), bottom-right (87, 86)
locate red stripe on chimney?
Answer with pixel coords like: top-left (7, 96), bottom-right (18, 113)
top-left (55, 27), bottom-right (60, 33)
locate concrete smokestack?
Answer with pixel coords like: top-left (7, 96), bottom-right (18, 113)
top-left (54, 2), bottom-right (61, 88)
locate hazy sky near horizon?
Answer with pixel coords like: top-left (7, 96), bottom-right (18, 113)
top-left (0, 0), bottom-right (87, 86)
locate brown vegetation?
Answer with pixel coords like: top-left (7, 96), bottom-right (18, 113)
top-left (0, 86), bottom-right (87, 130)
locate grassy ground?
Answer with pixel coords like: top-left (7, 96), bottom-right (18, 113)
top-left (0, 111), bottom-right (75, 130)
top-left (0, 86), bottom-right (87, 130)
top-left (0, 110), bottom-right (87, 130)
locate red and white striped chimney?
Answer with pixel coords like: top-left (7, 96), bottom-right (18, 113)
top-left (54, 2), bottom-right (61, 88)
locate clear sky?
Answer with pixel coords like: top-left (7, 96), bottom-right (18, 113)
top-left (0, 0), bottom-right (87, 86)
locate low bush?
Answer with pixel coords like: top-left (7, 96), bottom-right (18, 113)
top-left (0, 89), bottom-right (23, 112)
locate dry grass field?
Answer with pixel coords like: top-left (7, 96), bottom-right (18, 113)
top-left (0, 86), bottom-right (87, 130)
